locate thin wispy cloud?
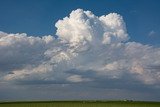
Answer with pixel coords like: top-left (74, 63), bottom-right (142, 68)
top-left (148, 30), bottom-right (156, 37)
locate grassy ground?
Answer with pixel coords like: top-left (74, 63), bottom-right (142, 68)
top-left (0, 101), bottom-right (160, 107)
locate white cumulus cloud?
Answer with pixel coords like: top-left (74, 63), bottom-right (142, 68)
top-left (0, 9), bottom-right (160, 88)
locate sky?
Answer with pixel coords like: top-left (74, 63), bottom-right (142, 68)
top-left (0, 0), bottom-right (160, 101)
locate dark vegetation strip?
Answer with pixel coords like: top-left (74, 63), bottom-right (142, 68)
top-left (0, 101), bottom-right (160, 104)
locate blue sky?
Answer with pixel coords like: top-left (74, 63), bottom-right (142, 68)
top-left (0, 0), bottom-right (160, 45)
top-left (0, 0), bottom-right (160, 101)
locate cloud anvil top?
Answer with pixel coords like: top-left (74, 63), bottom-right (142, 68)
top-left (0, 9), bottom-right (160, 101)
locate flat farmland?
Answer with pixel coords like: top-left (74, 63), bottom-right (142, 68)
top-left (0, 101), bottom-right (160, 107)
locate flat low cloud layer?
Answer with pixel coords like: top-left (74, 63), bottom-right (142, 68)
top-left (0, 9), bottom-right (160, 100)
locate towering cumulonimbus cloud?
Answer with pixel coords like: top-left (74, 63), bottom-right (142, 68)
top-left (55, 9), bottom-right (128, 47)
top-left (0, 9), bottom-right (160, 87)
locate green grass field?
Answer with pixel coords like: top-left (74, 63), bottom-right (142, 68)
top-left (0, 101), bottom-right (160, 107)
